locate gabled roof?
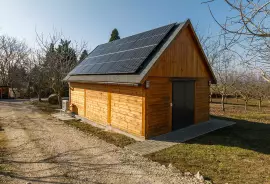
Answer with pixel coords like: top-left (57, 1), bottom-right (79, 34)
top-left (64, 20), bottom-right (216, 84)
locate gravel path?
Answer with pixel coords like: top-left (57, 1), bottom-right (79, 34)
top-left (0, 101), bottom-right (203, 184)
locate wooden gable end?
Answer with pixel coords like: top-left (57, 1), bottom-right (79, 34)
top-left (147, 24), bottom-right (212, 79)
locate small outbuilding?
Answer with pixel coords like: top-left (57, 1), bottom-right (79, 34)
top-left (64, 20), bottom-right (216, 139)
top-left (0, 86), bottom-right (9, 99)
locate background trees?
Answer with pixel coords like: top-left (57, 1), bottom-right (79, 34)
top-left (0, 35), bottom-right (29, 97)
top-left (79, 50), bottom-right (89, 62)
top-left (0, 30), bottom-right (88, 105)
top-left (109, 28), bottom-right (120, 42)
top-left (205, 0), bottom-right (270, 83)
top-left (201, 0), bottom-right (270, 111)
top-left (35, 32), bottom-right (87, 106)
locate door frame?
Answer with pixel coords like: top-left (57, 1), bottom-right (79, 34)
top-left (171, 78), bottom-right (196, 130)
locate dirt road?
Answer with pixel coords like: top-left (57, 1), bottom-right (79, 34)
top-left (0, 100), bottom-right (202, 184)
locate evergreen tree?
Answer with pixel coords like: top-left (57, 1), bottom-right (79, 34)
top-left (109, 28), bottom-right (120, 42)
top-left (79, 50), bottom-right (88, 62)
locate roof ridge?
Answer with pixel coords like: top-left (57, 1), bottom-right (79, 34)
top-left (97, 22), bottom-right (177, 47)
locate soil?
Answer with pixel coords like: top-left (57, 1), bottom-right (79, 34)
top-left (0, 100), bottom-right (203, 184)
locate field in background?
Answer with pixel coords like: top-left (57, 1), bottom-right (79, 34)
top-left (211, 98), bottom-right (270, 123)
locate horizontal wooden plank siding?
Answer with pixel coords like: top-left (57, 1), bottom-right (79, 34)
top-left (111, 86), bottom-right (143, 136)
top-left (85, 85), bottom-right (108, 125)
top-left (145, 77), bottom-right (172, 138)
top-left (70, 82), bottom-right (144, 137)
top-left (195, 78), bottom-right (210, 123)
top-left (70, 84), bottom-right (85, 116)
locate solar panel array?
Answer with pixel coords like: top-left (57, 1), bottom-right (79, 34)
top-left (70, 23), bottom-right (176, 75)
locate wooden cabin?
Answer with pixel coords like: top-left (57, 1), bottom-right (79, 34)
top-left (64, 20), bottom-right (216, 139)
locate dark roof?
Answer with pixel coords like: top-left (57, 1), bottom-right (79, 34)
top-left (69, 23), bottom-right (176, 75)
top-left (64, 20), bottom-right (217, 84)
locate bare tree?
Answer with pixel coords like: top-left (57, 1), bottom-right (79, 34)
top-left (36, 31), bottom-right (87, 107)
top-left (199, 32), bottom-right (226, 103)
top-left (0, 35), bottom-right (29, 97)
top-left (204, 0), bottom-right (270, 82)
top-left (234, 73), bottom-right (255, 111)
top-left (28, 51), bottom-right (47, 101)
top-left (249, 75), bottom-right (269, 110)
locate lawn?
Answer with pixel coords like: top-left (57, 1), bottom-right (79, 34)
top-left (146, 98), bottom-right (270, 184)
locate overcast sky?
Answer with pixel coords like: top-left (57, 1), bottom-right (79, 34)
top-left (0, 0), bottom-right (228, 50)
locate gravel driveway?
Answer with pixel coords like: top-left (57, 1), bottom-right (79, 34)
top-left (0, 100), bottom-right (203, 184)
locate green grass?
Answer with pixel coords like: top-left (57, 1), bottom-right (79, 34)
top-left (147, 119), bottom-right (270, 184)
top-left (146, 100), bottom-right (270, 184)
top-left (64, 120), bottom-right (136, 148)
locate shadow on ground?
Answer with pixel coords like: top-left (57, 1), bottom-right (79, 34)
top-left (0, 144), bottom-right (144, 184)
top-left (186, 116), bottom-right (270, 154)
top-left (150, 116), bottom-right (270, 154)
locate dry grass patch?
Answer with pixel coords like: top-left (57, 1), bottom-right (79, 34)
top-left (0, 125), bottom-right (9, 182)
top-left (211, 98), bottom-right (270, 123)
top-left (64, 120), bottom-right (136, 148)
top-left (30, 100), bottom-right (136, 148)
top-left (27, 100), bottom-right (60, 114)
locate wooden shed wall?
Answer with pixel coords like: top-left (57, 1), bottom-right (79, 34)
top-left (194, 78), bottom-right (210, 123)
top-left (143, 25), bottom-right (211, 137)
top-left (69, 83), bottom-right (144, 137)
top-left (147, 25), bottom-right (211, 79)
top-left (85, 85), bottom-right (108, 125)
top-left (70, 86), bottom-right (85, 116)
top-left (145, 77), bottom-right (171, 138)
top-left (111, 86), bottom-right (143, 136)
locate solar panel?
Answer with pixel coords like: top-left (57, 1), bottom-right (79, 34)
top-left (70, 23), bottom-right (176, 75)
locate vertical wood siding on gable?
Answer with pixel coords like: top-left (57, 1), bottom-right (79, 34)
top-left (148, 26), bottom-right (211, 79)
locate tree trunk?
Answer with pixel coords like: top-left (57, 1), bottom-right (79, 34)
top-left (244, 100), bottom-right (247, 111)
top-left (58, 94), bottom-right (62, 109)
top-left (221, 95), bottom-right (225, 111)
top-left (38, 93), bottom-right (42, 102)
top-left (11, 87), bottom-right (16, 99)
top-left (27, 83), bottom-right (31, 99)
top-left (258, 99), bottom-right (262, 110)
top-left (210, 94), bottom-right (212, 103)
